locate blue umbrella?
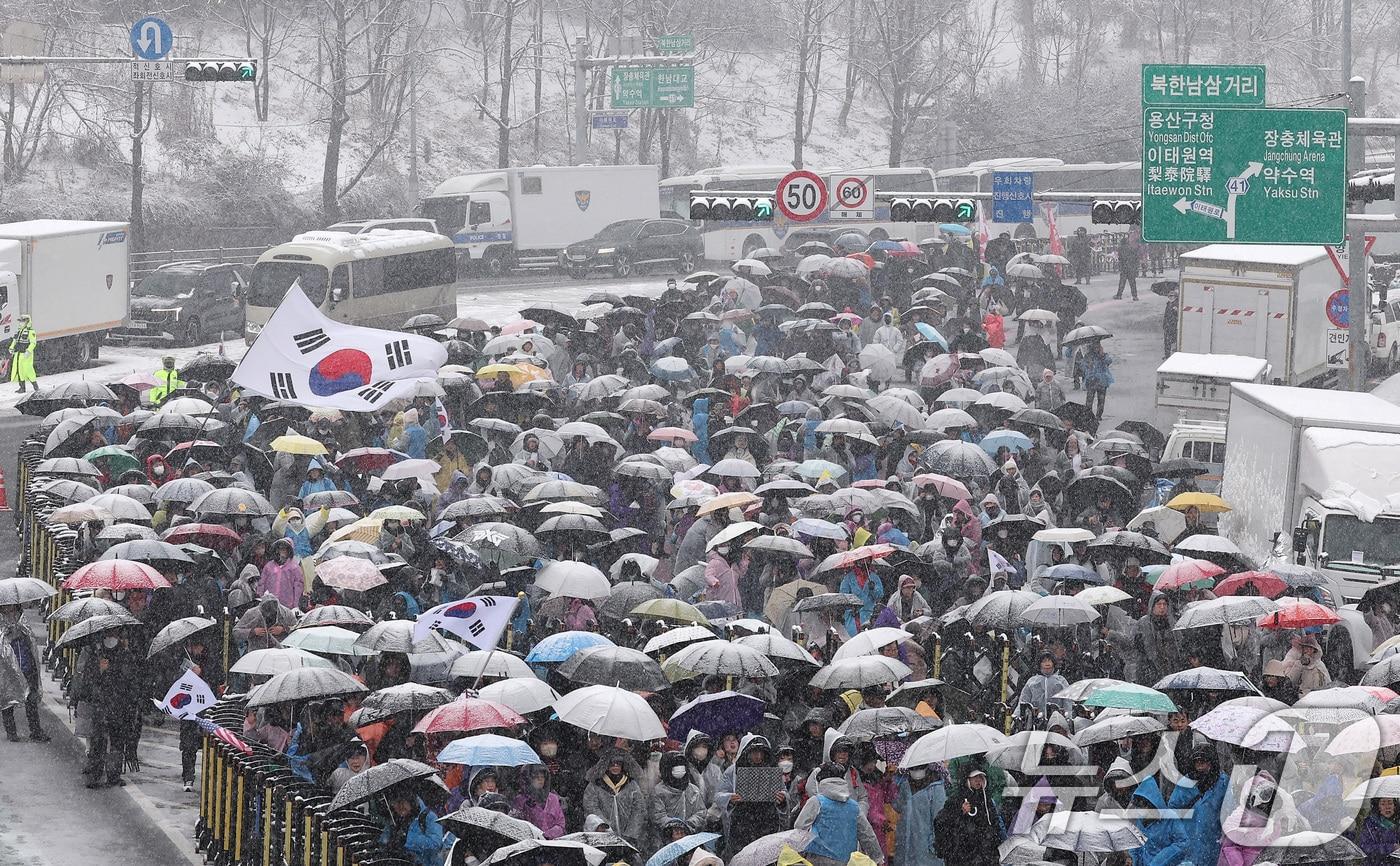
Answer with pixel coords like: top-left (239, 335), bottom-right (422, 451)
top-left (646, 834), bottom-right (723, 866)
top-left (938, 223), bottom-right (973, 235)
top-left (1043, 563), bottom-right (1104, 585)
top-left (669, 692), bottom-right (766, 741)
top-left (979, 430), bottom-right (1034, 455)
top-left (526, 630), bottom-right (615, 664)
top-left (437, 733), bottom-right (542, 767)
top-left (915, 323), bottom-right (949, 349)
top-left (795, 459), bottom-right (846, 481)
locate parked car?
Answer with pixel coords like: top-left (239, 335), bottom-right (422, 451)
top-left (121, 262), bottom-right (249, 345)
top-left (326, 218), bottom-right (439, 234)
top-left (561, 218), bottom-right (701, 278)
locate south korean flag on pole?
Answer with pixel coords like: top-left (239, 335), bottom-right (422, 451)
top-left (414, 595), bottom-right (518, 650)
top-left (153, 669), bottom-right (218, 720)
top-left (232, 282), bottom-right (448, 411)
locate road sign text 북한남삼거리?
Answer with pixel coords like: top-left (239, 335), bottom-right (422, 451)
top-left (1141, 107), bottom-right (1347, 245)
top-left (1141, 64), bottom-right (1265, 106)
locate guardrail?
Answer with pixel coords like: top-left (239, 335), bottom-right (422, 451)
top-left (131, 246), bottom-right (270, 281)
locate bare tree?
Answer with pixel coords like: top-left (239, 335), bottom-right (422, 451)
top-left (853, 0), bottom-right (960, 165)
top-left (778, 0), bottom-right (839, 168)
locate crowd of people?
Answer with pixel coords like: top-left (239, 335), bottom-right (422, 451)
top-left (2, 237), bottom-right (1397, 866)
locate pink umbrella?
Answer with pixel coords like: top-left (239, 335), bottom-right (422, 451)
top-left (316, 557), bottom-right (389, 592)
top-left (414, 696), bottom-right (526, 735)
top-left (1155, 558), bottom-right (1225, 591)
top-left (919, 354), bottom-right (960, 386)
top-left (647, 427), bottom-right (698, 444)
top-left (64, 559), bottom-right (171, 592)
top-left (500, 319), bottom-right (540, 336)
top-left (913, 473), bottom-right (972, 500)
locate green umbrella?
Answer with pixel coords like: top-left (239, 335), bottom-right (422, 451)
top-left (84, 445), bottom-right (142, 478)
top-left (1083, 682), bottom-right (1178, 714)
top-left (1141, 563), bottom-right (1212, 590)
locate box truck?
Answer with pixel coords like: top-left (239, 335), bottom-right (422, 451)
top-left (1176, 244), bottom-right (1347, 387)
top-left (0, 219), bottom-right (131, 370)
top-left (420, 165), bottom-right (661, 275)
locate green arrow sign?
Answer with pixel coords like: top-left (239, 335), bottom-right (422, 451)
top-left (610, 66), bottom-right (694, 109)
top-left (1142, 64), bottom-right (1265, 106)
top-left (1141, 107), bottom-right (1347, 245)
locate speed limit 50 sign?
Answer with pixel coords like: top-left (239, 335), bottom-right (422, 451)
top-left (776, 170), bottom-right (828, 222)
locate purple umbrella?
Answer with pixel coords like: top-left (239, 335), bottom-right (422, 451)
top-left (668, 691), bottom-right (767, 741)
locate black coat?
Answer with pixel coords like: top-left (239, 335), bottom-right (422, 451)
top-left (933, 786), bottom-right (1003, 866)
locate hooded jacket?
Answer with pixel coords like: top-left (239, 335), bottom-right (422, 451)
top-left (511, 767), bottom-right (565, 839)
top-left (932, 768), bottom-right (1003, 866)
top-left (803, 729), bottom-right (868, 811)
top-left (1165, 748), bottom-right (1229, 866)
top-left (691, 398), bottom-right (712, 464)
top-left (716, 734), bottom-right (784, 853)
top-left (894, 770), bottom-right (946, 866)
top-left (795, 776), bottom-right (884, 864)
top-left (1133, 591), bottom-right (1182, 683)
top-left (652, 751), bottom-right (705, 834)
top-left (1130, 776), bottom-right (1189, 866)
top-left (685, 730), bottom-right (724, 809)
top-left (580, 751), bottom-right (648, 849)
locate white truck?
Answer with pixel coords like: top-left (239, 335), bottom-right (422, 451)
top-left (0, 219), bottom-right (131, 369)
top-left (1176, 244), bottom-right (1348, 387)
top-left (420, 165), bottom-right (661, 275)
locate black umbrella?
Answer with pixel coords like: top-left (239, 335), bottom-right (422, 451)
top-left (600, 581), bottom-right (665, 620)
top-left (984, 514), bottom-right (1046, 552)
top-left (442, 807), bottom-right (544, 854)
top-left (583, 292), bottom-right (624, 307)
top-left (443, 430), bottom-right (491, 464)
top-left (1085, 464), bottom-right (1139, 489)
top-left (1150, 280), bottom-right (1179, 298)
top-left (556, 645), bottom-right (669, 691)
top-left (1010, 407), bottom-right (1062, 430)
top-left (1086, 530), bottom-right (1173, 565)
top-left (1152, 458), bottom-right (1210, 479)
top-left (356, 683), bottom-right (454, 725)
top-left (1063, 474), bottom-right (1133, 514)
top-left (520, 307), bottom-right (579, 330)
top-left (1257, 833), bottom-right (1364, 865)
top-left (1053, 400), bottom-right (1097, 432)
top-left (1113, 421), bottom-right (1167, 457)
top-left (793, 592), bottom-right (864, 613)
top-left (328, 758), bottom-right (447, 812)
top-left (180, 354), bottom-right (237, 382)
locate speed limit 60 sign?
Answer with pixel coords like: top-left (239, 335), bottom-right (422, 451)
top-left (831, 175), bottom-right (872, 220)
top-left (776, 170), bottom-right (828, 222)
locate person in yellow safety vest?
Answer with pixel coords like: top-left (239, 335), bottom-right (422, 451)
top-left (8, 314), bottom-right (37, 393)
top-left (149, 355), bottom-right (185, 404)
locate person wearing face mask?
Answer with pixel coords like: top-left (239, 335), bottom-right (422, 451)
top-left (581, 751), bottom-right (648, 852)
top-left (234, 595), bottom-right (296, 652)
top-left (1282, 634), bottom-right (1330, 697)
top-left (795, 762), bottom-right (886, 866)
top-left (894, 761), bottom-right (947, 866)
top-left (272, 505), bottom-right (329, 558)
top-left (0, 604), bottom-right (49, 743)
top-left (71, 628), bottom-right (140, 788)
top-left (683, 731), bottom-right (723, 820)
top-left (378, 518), bottom-right (416, 559)
top-left (145, 453), bottom-right (174, 486)
top-left (258, 538), bottom-right (305, 610)
top-left (715, 734), bottom-right (786, 856)
top-left (652, 750), bottom-right (705, 836)
top-left (512, 764), bottom-right (565, 838)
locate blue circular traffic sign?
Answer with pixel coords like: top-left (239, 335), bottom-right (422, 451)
top-left (1326, 289), bottom-right (1349, 329)
top-left (130, 17), bottom-right (173, 61)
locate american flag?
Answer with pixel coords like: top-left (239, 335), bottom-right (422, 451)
top-left (195, 716), bottom-right (254, 756)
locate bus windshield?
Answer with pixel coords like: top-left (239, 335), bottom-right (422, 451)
top-left (1322, 514), bottom-right (1400, 574)
top-left (250, 261), bottom-right (330, 307)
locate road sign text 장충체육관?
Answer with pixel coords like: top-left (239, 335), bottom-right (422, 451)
top-left (1141, 64), bottom-right (1266, 106)
top-left (992, 172), bottom-right (1035, 223)
top-left (1141, 107), bottom-right (1346, 245)
top-left (610, 66), bottom-right (694, 109)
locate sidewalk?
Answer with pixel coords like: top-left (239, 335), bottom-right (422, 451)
top-left (32, 651), bottom-right (204, 866)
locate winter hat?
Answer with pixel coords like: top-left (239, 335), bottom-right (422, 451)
top-left (899, 574), bottom-right (917, 589)
top-left (1262, 659), bottom-right (1289, 677)
top-left (981, 493), bottom-right (1000, 507)
top-left (403, 408), bottom-right (419, 425)
top-left (1003, 459), bottom-right (1018, 473)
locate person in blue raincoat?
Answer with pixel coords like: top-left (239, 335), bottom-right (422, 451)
top-left (1130, 775), bottom-right (1188, 866)
top-left (394, 408), bottom-right (429, 459)
top-left (839, 564), bottom-right (884, 635)
top-left (297, 461), bottom-right (338, 500)
top-left (1166, 745), bottom-right (1228, 866)
top-left (691, 397), bottom-right (712, 464)
top-left (894, 763), bottom-right (947, 866)
top-left (379, 792), bottom-right (451, 866)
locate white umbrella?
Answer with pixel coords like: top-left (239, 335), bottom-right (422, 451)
top-left (662, 640), bottom-right (780, 679)
top-left (535, 561), bottom-right (611, 601)
top-left (449, 650), bottom-right (536, 680)
top-left (1073, 713), bottom-right (1166, 746)
top-left (706, 521), bottom-right (765, 551)
top-left (643, 625), bottom-right (718, 656)
top-left (247, 666), bottom-right (367, 707)
top-left (1174, 595), bottom-right (1278, 630)
top-left (1328, 715), bottom-right (1400, 756)
top-left (478, 678), bottom-right (561, 715)
top-left (1190, 696), bottom-right (1297, 751)
top-left (1032, 527), bottom-right (1095, 543)
top-left (1052, 678), bottom-right (1129, 702)
top-left (865, 394), bottom-right (926, 428)
top-left (1361, 655), bottom-right (1400, 686)
top-left (1174, 534), bottom-right (1244, 556)
top-left (1076, 586), bottom-right (1132, 606)
top-left (988, 730), bottom-right (1083, 774)
top-left (900, 723), bottom-right (1007, 767)
top-left (733, 633), bottom-right (819, 666)
top-left (858, 344), bottom-right (898, 383)
top-left (1020, 595), bottom-right (1100, 627)
top-left (831, 627), bottom-right (913, 662)
top-left (810, 656), bottom-right (911, 690)
top-left (732, 258), bottom-right (772, 276)
top-left (281, 625), bottom-right (376, 656)
top-left (553, 684), bottom-right (666, 740)
top-left (1126, 505), bottom-right (1187, 541)
top-left (229, 647), bottom-right (335, 676)
top-left (926, 407), bottom-right (977, 430)
top-left (1036, 812), bottom-right (1146, 853)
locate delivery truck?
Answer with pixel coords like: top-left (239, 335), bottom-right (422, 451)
top-left (1176, 244), bottom-right (1347, 387)
top-left (0, 219), bottom-right (131, 370)
top-left (420, 165), bottom-right (661, 275)
top-left (1219, 383), bottom-right (1400, 604)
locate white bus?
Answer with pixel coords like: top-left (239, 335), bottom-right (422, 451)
top-left (660, 164), bottom-right (940, 261)
top-left (244, 230), bottom-right (457, 341)
top-left (934, 158), bottom-right (1141, 238)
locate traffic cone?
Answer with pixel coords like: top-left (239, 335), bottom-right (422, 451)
top-left (0, 466), bottom-right (10, 511)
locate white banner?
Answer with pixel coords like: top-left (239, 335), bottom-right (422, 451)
top-left (414, 595), bottom-right (517, 650)
top-left (232, 284), bottom-right (448, 411)
top-left (152, 669), bottom-right (217, 719)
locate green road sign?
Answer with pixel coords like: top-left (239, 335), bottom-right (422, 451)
top-left (1141, 107), bottom-right (1347, 245)
top-left (1142, 64), bottom-right (1266, 106)
top-left (610, 65), bottom-right (694, 109)
top-left (656, 34), bottom-right (693, 54)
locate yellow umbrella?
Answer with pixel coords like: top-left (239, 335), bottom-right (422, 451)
top-left (696, 491), bottom-right (760, 517)
top-left (476, 364), bottom-right (551, 387)
top-left (1166, 492), bottom-right (1232, 513)
top-left (326, 517), bottom-right (384, 544)
top-left (269, 434), bottom-right (329, 456)
top-left (631, 597), bottom-right (711, 626)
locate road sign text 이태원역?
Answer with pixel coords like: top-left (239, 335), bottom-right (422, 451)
top-left (1141, 107), bottom-right (1347, 245)
top-left (610, 66), bottom-right (694, 109)
top-left (992, 172), bottom-right (1035, 223)
top-left (776, 171), bottom-right (828, 223)
top-left (1141, 64), bottom-right (1265, 106)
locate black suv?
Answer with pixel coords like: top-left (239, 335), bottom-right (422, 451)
top-left (561, 218), bottom-right (702, 278)
top-left (122, 262), bottom-right (250, 346)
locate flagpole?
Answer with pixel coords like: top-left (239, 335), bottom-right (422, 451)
top-left (469, 593), bottom-right (522, 692)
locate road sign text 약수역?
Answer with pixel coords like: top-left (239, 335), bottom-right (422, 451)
top-left (609, 66), bottom-right (694, 109)
top-left (991, 172), bottom-right (1035, 223)
top-left (1141, 64), bottom-right (1265, 106)
top-left (1141, 107), bottom-right (1346, 245)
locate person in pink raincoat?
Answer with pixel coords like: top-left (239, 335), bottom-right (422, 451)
top-left (704, 543), bottom-right (749, 609)
top-left (259, 538), bottom-right (304, 610)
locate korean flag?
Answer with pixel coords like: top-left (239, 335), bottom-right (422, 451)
top-left (153, 670), bottom-right (218, 720)
top-left (414, 595), bottom-right (518, 650)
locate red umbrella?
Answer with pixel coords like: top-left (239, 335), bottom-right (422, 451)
top-left (1155, 558), bottom-right (1225, 591)
top-left (1258, 597), bottom-right (1340, 630)
top-left (913, 473), bottom-right (972, 501)
top-left (161, 522), bottom-right (242, 552)
top-left (413, 696), bottom-right (527, 735)
top-left (814, 544), bottom-right (896, 575)
top-left (1214, 571), bottom-right (1287, 599)
top-left (336, 447), bottom-right (404, 474)
top-left (63, 559), bottom-right (171, 592)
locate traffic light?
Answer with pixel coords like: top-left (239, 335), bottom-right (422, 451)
top-left (183, 60), bottom-right (257, 82)
top-left (689, 195), bottom-right (774, 222)
top-left (1091, 200), bottom-right (1141, 225)
top-left (889, 197), bottom-right (976, 223)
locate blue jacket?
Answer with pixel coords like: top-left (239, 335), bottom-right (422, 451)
top-left (1132, 777), bottom-right (1189, 866)
top-left (839, 570), bottom-right (885, 636)
top-left (691, 398), bottom-right (712, 464)
top-left (1167, 771), bottom-right (1228, 866)
top-left (807, 792), bottom-right (861, 862)
top-left (1081, 350), bottom-right (1115, 388)
top-left (298, 476), bottom-right (337, 500)
top-left (894, 775), bottom-right (946, 866)
top-left (399, 422), bottom-right (429, 459)
top-left (378, 800), bottom-right (451, 866)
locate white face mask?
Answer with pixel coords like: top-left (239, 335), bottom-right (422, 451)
top-left (670, 766), bottom-right (688, 780)
top-left (288, 518), bottom-right (304, 532)
top-left (909, 768), bottom-right (928, 780)
top-left (103, 636), bottom-right (120, 649)
top-left (777, 760), bottom-right (794, 774)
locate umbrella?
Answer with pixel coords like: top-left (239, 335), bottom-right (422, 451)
top-left (526, 631), bottom-right (615, 664)
top-left (1175, 595), bottom-right (1279, 630)
top-left (1154, 667), bottom-right (1257, 692)
top-left (1020, 595), bottom-right (1101, 627)
top-left (900, 724), bottom-right (1007, 767)
top-left (792, 592), bottom-right (864, 614)
top-left (839, 707), bottom-right (938, 741)
top-left (1037, 813), bottom-right (1146, 853)
top-left (831, 627), bottom-right (913, 662)
top-left (477, 678), bottom-right (561, 715)
top-left (912, 473), bottom-right (972, 500)
top-left (191, 487), bottom-right (276, 518)
top-left (965, 590), bottom-right (1042, 631)
top-left (558, 646), bottom-right (669, 691)
top-left (810, 656), bottom-right (911, 690)
top-left (36, 456), bottom-right (101, 478)
top-left (356, 619), bottom-right (455, 655)
top-left (669, 691), bottom-right (767, 741)
top-left (46, 502), bottom-right (110, 524)
top-left (1259, 597), bottom-right (1340, 629)
top-left (646, 835), bottom-right (723, 866)
top-left (328, 758), bottom-right (446, 812)
top-left (1167, 491), bottom-right (1232, 513)
top-left (247, 666), bottom-right (367, 707)
top-left (354, 683), bottom-right (454, 725)
top-left (1154, 558), bottom-right (1225, 591)
top-left (282, 625), bottom-right (375, 656)
top-left (535, 561), bottom-right (611, 601)
top-left (438, 733), bottom-right (542, 767)
top-left (269, 433), bottom-right (328, 456)
top-left (733, 633), bottom-right (819, 666)
top-left (63, 559), bottom-right (170, 592)
top-left (414, 695), bottom-right (527, 735)
top-left (37, 479), bottom-right (101, 505)
top-left (1076, 586), bottom-right (1133, 606)
top-left (1063, 324), bottom-right (1112, 346)
top-left (448, 651), bottom-right (535, 681)
top-left (483, 839), bottom-right (608, 866)
top-left (979, 430), bottom-right (1034, 455)
top-left (441, 807), bottom-right (545, 853)
top-left (316, 556), bottom-right (389, 592)
top-left (1214, 571), bottom-right (1288, 598)
top-left (146, 615), bottom-right (217, 658)
top-left (1257, 833), bottom-right (1365, 865)
top-left (553, 685), bottom-right (666, 740)
top-left (662, 640), bottom-right (780, 680)
top-left (84, 493), bottom-right (152, 522)
top-left (53, 612), bottom-right (143, 650)
top-left (920, 440), bottom-right (997, 478)
top-left (642, 624), bottom-right (717, 656)
top-left (729, 831), bottom-right (814, 866)
top-left (99, 539), bottom-right (194, 567)
top-left (228, 647), bottom-right (334, 675)
top-left (632, 598), bottom-right (712, 626)
top-left (988, 730), bottom-right (1084, 774)
top-left (0, 577), bottom-right (57, 606)
top-left (1083, 683), bottom-right (1177, 713)
top-left (708, 458), bottom-right (762, 479)
top-left (1073, 714), bottom-right (1166, 747)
